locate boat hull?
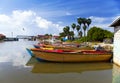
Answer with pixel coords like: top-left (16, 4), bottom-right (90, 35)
top-left (26, 48), bottom-right (34, 57)
top-left (31, 50), bottom-right (112, 62)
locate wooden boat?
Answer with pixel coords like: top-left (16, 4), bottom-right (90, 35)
top-left (26, 48), bottom-right (35, 57)
top-left (34, 43), bottom-right (94, 50)
top-left (32, 62), bottom-right (112, 73)
top-left (26, 47), bottom-right (54, 57)
top-left (29, 48), bottom-right (113, 62)
top-left (34, 44), bottom-right (54, 48)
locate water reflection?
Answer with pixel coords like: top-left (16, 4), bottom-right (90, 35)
top-left (113, 64), bottom-right (120, 83)
top-left (27, 58), bottom-right (113, 74)
top-left (0, 41), bottom-right (37, 66)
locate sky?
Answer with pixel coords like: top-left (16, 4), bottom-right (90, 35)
top-left (0, 0), bottom-right (120, 37)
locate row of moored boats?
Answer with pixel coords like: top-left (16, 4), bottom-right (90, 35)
top-left (26, 43), bottom-right (113, 62)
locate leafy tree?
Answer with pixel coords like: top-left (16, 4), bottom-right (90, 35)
top-left (63, 26), bottom-right (70, 39)
top-left (44, 34), bottom-right (49, 36)
top-left (59, 26), bottom-right (74, 40)
top-left (59, 32), bottom-right (66, 37)
top-left (87, 26), bottom-right (113, 42)
top-left (103, 30), bottom-right (113, 38)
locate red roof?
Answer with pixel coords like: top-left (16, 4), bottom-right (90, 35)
top-left (0, 34), bottom-right (5, 37)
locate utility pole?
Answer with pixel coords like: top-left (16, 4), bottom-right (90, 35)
top-left (11, 32), bottom-right (13, 37)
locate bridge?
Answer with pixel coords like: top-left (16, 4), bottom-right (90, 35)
top-left (16, 35), bottom-right (37, 41)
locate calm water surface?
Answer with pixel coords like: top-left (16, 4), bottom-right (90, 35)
top-left (0, 40), bottom-right (117, 83)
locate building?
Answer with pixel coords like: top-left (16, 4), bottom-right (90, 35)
top-left (110, 17), bottom-right (120, 66)
top-left (37, 35), bottom-right (59, 40)
top-left (0, 34), bottom-right (6, 40)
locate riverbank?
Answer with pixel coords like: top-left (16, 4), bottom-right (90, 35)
top-left (61, 41), bottom-right (113, 51)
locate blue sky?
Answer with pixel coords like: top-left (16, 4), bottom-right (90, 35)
top-left (0, 0), bottom-right (120, 37)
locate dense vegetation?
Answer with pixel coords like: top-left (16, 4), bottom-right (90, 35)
top-left (87, 26), bottom-right (113, 42)
top-left (59, 17), bottom-right (113, 42)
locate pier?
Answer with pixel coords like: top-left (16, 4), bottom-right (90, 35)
top-left (4, 37), bottom-right (19, 41)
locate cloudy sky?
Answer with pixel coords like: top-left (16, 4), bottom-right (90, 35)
top-left (0, 0), bottom-right (120, 37)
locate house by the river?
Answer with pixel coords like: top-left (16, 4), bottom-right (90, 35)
top-left (110, 17), bottom-right (120, 66)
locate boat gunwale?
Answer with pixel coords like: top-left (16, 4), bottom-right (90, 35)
top-left (31, 49), bottom-right (112, 55)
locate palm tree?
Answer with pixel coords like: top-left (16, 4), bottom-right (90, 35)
top-left (77, 18), bottom-right (86, 36)
top-left (71, 23), bottom-right (76, 31)
top-left (83, 25), bottom-right (87, 42)
top-left (86, 18), bottom-right (91, 27)
top-left (69, 31), bottom-right (74, 40)
top-left (82, 18), bottom-right (87, 26)
top-left (86, 18), bottom-right (92, 36)
top-left (71, 23), bottom-right (76, 38)
top-left (63, 26), bottom-right (70, 39)
top-left (83, 25), bottom-right (87, 37)
top-left (76, 25), bottom-right (80, 37)
top-left (79, 31), bottom-right (82, 38)
top-left (59, 32), bottom-right (66, 37)
top-left (77, 17), bottom-right (82, 27)
top-left (63, 26), bottom-right (70, 33)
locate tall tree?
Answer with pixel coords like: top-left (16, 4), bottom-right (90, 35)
top-left (76, 25), bottom-right (80, 37)
top-left (63, 26), bottom-right (70, 39)
top-left (77, 17), bottom-right (82, 27)
top-left (86, 18), bottom-right (92, 38)
top-left (71, 23), bottom-right (76, 31)
top-left (81, 18), bottom-right (87, 26)
top-left (59, 32), bottom-right (66, 37)
top-left (79, 31), bottom-right (82, 38)
top-left (83, 25), bottom-right (87, 37)
top-left (86, 18), bottom-right (92, 27)
top-left (69, 31), bottom-right (74, 40)
top-left (71, 23), bottom-right (76, 38)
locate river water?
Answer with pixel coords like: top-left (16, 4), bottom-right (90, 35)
top-left (0, 40), bottom-right (119, 83)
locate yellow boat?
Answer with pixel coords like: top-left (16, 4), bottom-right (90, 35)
top-left (34, 43), bottom-right (94, 50)
top-left (30, 48), bottom-right (113, 62)
top-left (41, 47), bottom-right (54, 50)
top-left (26, 47), bottom-right (53, 57)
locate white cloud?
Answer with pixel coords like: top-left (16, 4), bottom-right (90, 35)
top-left (89, 16), bottom-right (117, 32)
top-left (35, 17), bottom-right (53, 29)
top-left (89, 16), bottom-right (106, 23)
top-left (0, 10), bottom-right (63, 37)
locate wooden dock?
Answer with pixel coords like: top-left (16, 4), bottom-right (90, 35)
top-left (4, 37), bottom-right (19, 41)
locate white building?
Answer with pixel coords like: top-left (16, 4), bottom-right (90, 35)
top-left (110, 17), bottom-right (120, 66)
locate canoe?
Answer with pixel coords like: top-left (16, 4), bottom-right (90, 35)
top-left (26, 47), bottom-right (54, 57)
top-left (26, 48), bottom-right (35, 57)
top-left (30, 48), bottom-right (113, 62)
top-left (34, 44), bottom-right (94, 50)
top-left (34, 44), bottom-right (54, 48)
